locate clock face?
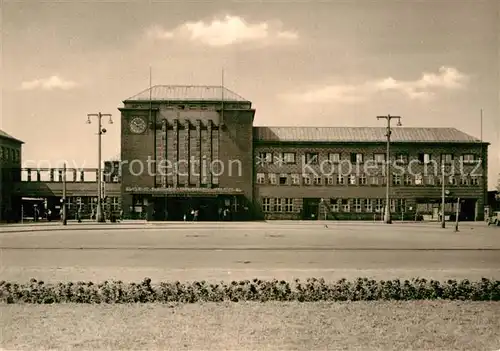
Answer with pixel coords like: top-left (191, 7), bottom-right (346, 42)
top-left (129, 117), bottom-right (147, 134)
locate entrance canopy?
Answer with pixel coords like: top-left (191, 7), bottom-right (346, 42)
top-left (125, 186), bottom-right (244, 197)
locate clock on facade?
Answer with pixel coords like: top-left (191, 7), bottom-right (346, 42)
top-left (129, 117), bottom-right (147, 134)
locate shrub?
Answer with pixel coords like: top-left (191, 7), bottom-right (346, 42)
top-left (0, 277), bottom-right (498, 304)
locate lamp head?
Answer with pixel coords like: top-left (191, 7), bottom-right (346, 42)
top-left (86, 118), bottom-right (91, 124)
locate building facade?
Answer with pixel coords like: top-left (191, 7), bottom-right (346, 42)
top-left (253, 127), bottom-right (488, 221)
top-left (119, 85), bottom-right (255, 221)
top-left (0, 130), bottom-right (23, 222)
top-left (4, 85), bottom-right (490, 222)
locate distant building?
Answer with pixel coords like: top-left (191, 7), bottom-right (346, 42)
top-left (0, 129), bottom-right (23, 222)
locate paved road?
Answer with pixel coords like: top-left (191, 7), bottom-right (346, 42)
top-left (1, 223), bottom-right (499, 282)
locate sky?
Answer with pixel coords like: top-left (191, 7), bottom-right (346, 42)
top-left (1, 0), bottom-right (499, 190)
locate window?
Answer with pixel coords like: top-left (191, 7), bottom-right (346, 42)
top-left (370, 177), bottom-right (379, 185)
top-left (425, 175), bottom-right (435, 185)
top-left (329, 153), bottom-right (340, 163)
top-left (258, 152), bottom-right (273, 164)
top-left (111, 197), bottom-right (120, 211)
top-left (403, 175), bottom-right (412, 185)
top-left (359, 174), bottom-right (367, 185)
top-left (303, 175), bottom-right (312, 185)
top-left (348, 175), bottom-right (356, 185)
top-left (391, 199), bottom-right (406, 212)
top-left (282, 152), bottom-right (296, 164)
top-left (305, 152), bottom-right (319, 165)
top-left (330, 199), bottom-right (340, 212)
top-left (327, 176), bottom-right (335, 185)
top-left (350, 153), bottom-right (364, 163)
top-left (365, 199), bottom-right (373, 212)
top-left (291, 173), bottom-right (300, 185)
top-left (375, 199), bottom-right (384, 213)
top-left (353, 199), bottom-right (362, 212)
top-left (262, 198), bottom-right (272, 212)
top-left (392, 174), bottom-right (402, 185)
top-left (313, 176), bottom-right (322, 185)
top-left (374, 153), bottom-right (385, 164)
top-left (284, 198), bottom-right (294, 212)
top-left (273, 198), bottom-right (283, 212)
top-left (256, 173), bottom-right (265, 184)
top-left (395, 154), bottom-right (408, 164)
top-left (337, 175), bottom-right (345, 185)
top-left (418, 153), bottom-right (432, 164)
top-left (461, 154), bottom-right (476, 164)
top-left (0, 147), bottom-right (3, 160)
top-left (341, 199), bottom-right (350, 212)
top-left (460, 176), bottom-right (469, 186)
top-left (415, 174), bottom-right (423, 185)
top-left (448, 176), bottom-right (456, 185)
top-left (269, 173), bottom-right (277, 185)
top-left (470, 177), bottom-right (479, 186)
top-left (279, 174), bottom-right (288, 185)
top-left (441, 154), bottom-right (454, 164)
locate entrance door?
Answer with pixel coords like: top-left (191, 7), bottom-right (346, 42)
top-left (303, 198), bottom-right (320, 220)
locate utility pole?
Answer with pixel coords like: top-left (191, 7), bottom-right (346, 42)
top-left (87, 112), bottom-right (113, 223)
top-left (454, 197), bottom-right (460, 232)
top-left (62, 163), bottom-right (67, 225)
top-left (376, 114), bottom-right (402, 224)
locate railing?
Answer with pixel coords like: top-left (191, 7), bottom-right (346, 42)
top-left (19, 168), bottom-right (121, 183)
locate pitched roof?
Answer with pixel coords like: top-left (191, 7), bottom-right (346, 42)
top-left (124, 85), bottom-right (250, 102)
top-left (253, 127), bottom-right (482, 143)
top-left (0, 129), bottom-right (23, 143)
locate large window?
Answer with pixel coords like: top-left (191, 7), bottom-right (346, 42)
top-left (330, 199), bottom-right (340, 212)
top-left (262, 198), bottom-right (272, 212)
top-left (365, 199), bottom-right (373, 212)
top-left (461, 154), bottom-right (477, 164)
top-left (256, 173), bottom-right (265, 184)
top-left (392, 174), bottom-right (402, 185)
top-left (305, 152), bottom-right (319, 165)
top-left (281, 152), bottom-right (296, 164)
top-left (258, 152), bottom-right (273, 164)
top-left (418, 153), bottom-right (432, 164)
top-left (350, 153), bottom-right (364, 163)
top-left (441, 154), bottom-right (454, 164)
top-left (284, 198), bottom-right (294, 212)
top-left (341, 199), bottom-right (350, 212)
top-left (353, 199), bottom-right (362, 212)
top-left (273, 198), bottom-right (283, 212)
top-left (374, 153), bottom-right (385, 164)
top-left (395, 154), bottom-right (408, 164)
top-left (329, 153), bottom-right (340, 163)
top-left (268, 173), bottom-right (277, 185)
top-left (375, 199), bottom-right (384, 213)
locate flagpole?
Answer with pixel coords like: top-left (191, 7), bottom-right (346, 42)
top-left (221, 68), bottom-right (224, 123)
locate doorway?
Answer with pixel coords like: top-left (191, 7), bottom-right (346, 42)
top-left (303, 198), bottom-right (320, 220)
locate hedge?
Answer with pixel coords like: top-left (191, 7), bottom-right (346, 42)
top-left (0, 278), bottom-right (498, 304)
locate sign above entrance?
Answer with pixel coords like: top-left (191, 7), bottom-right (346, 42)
top-left (125, 186), bottom-right (244, 195)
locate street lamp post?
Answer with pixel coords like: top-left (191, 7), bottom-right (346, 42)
top-left (377, 114), bottom-right (402, 224)
top-left (441, 162), bottom-right (446, 228)
top-left (87, 112), bottom-right (113, 223)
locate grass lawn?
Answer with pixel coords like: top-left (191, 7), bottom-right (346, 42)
top-left (2, 301), bottom-right (499, 350)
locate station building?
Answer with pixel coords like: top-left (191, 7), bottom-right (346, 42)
top-left (2, 85), bottom-right (491, 222)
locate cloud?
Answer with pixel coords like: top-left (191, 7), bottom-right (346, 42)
top-left (146, 15), bottom-right (298, 47)
top-left (282, 66), bottom-right (468, 104)
top-left (20, 75), bottom-right (78, 91)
